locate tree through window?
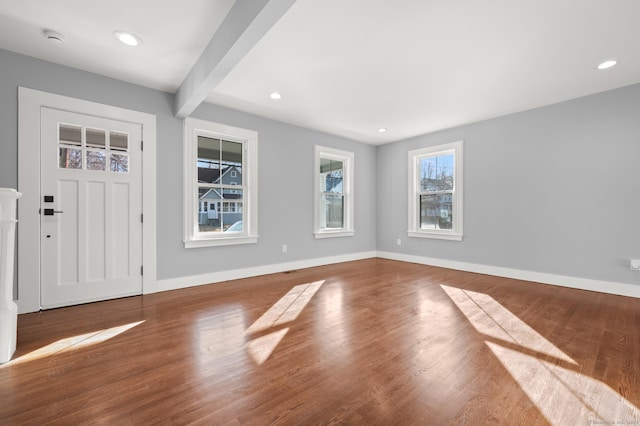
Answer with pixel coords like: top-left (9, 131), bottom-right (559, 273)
top-left (408, 141), bottom-right (463, 241)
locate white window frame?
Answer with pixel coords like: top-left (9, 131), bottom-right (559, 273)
top-left (183, 118), bottom-right (258, 248)
top-left (408, 140), bottom-right (463, 241)
top-left (314, 145), bottom-right (354, 238)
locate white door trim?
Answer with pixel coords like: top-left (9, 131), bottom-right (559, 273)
top-left (17, 87), bottom-right (157, 314)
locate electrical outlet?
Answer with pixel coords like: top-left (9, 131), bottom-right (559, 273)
top-left (631, 259), bottom-right (640, 271)
top-left (282, 244), bottom-right (288, 253)
top-left (396, 238), bottom-right (402, 246)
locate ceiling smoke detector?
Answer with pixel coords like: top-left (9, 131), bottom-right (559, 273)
top-left (43, 29), bottom-right (65, 44)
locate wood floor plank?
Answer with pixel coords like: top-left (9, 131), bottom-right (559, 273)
top-left (1, 258), bottom-right (638, 425)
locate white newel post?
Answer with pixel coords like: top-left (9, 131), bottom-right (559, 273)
top-left (0, 188), bottom-right (22, 363)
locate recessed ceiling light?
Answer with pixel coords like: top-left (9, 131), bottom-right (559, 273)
top-left (43, 29), bottom-right (65, 44)
top-left (378, 128), bottom-right (387, 133)
top-left (270, 92), bottom-right (282, 100)
top-left (113, 30), bottom-right (143, 46)
top-left (597, 60), bottom-right (617, 70)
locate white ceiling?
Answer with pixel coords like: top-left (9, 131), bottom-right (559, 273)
top-left (1, 0), bottom-right (639, 144)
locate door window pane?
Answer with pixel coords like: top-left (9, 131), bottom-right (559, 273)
top-left (86, 128), bottom-right (106, 149)
top-left (59, 124), bottom-right (82, 146)
top-left (110, 131), bottom-right (128, 151)
top-left (59, 147), bottom-right (82, 169)
top-left (110, 153), bottom-right (129, 173)
top-left (86, 150), bottom-right (106, 171)
top-left (57, 123), bottom-right (131, 174)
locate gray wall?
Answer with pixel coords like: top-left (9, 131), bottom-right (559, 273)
top-left (2, 47), bottom-right (638, 288)
top-left (0, 49), bottom-right (377, 282)
top-left (377, 83), bottom-right (640, 285)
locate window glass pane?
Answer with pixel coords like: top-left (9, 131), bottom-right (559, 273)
top-left (420, 154), bottom-right (454, 192)
top-left (197, 136), bottom-right (221, 184)
top-left (86, 150), bottom-right (106, 171)
top-left (198, 186), bottom-right (220, 233)
top-left (221, 189), bottom-right (243, 231)
top-left (110, 153), bottom-right (129, 173)
top-left (322, 193), bottom-right (344, 229)
top-left (321, 158), bottom-right (344, 194)
top-left (86, 128), bottom-right (106, 149)
top-left (110, 131), bottom-right (128, 151)
top-left (59, 147), bottom-right (82, 169)
top-left (420, 194), bottom-right (453, 230)
top-left (222, 140), bottom-right (242, 184)
top-left (59, 124), bottom-right (82, 146)
top-left (197, 188), bottom-right (244, 234)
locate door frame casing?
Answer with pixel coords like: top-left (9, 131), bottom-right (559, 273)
top-left (17, 87), bottom-right (157, 313)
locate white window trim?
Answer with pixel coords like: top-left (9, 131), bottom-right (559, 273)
top-left (408, 140), bottom-right (463, 241)
top-left (314, 145), bottom-right (355, 239)
top-left (183, 118), bottom-right (258, 248)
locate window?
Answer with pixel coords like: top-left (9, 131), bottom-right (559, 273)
top-left (58, 124), bottom-right (129, 173)
top-left (408, 141), bottom-right (463, 241)
top-left (183, 118), bottom-right (258, 247)
top-left (314, 146), bottom-right (354, 238)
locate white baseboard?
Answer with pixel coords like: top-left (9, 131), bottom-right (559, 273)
top-left (377, 251), bottom-right (639, 299)
top-left (150, 251), bottom-right (377, 294)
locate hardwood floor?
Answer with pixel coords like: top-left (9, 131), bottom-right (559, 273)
top-left (1, 258), bottom-right (638, 425)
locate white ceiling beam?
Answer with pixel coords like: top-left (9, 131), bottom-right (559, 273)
top-left (174, 0), bottom-right (297, 118)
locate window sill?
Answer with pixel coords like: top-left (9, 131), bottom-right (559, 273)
top-left (184, 235), bottom-right (258, 248)
top-left (314, 230), bottom-right (355, 239)
top-left (407, 231), bottom-right (463, 241)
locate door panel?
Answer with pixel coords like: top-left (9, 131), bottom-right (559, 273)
top-left (40, 108), bottom-right (142, 308)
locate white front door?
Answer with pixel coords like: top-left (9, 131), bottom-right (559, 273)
top-left (40, 108), bottom-right (142, 309)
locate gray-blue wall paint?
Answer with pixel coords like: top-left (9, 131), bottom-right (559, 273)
top-left (1, 47), bottom-right (638, 288)
top-left (0, 49), bottom-right (377, 282)
top-left (377, 83), bottom-right (640, 285)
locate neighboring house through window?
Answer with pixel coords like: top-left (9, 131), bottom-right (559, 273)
top-left (314, 145), bottom-right (354, 238)
top-left (183, 118), bottom-right (258, 247)
top-left (408, 141), bottom-right (463, 241)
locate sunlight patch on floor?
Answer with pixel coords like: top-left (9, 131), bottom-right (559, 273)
top-left (246, 328), bottom-right (289, 365)
top-left (441, 285), bottom-right (575, 364)
top-left (3, 320), bottom-right (145, 366)
top-left (246, 280), bottom-right (324, 365)
top-left (441, 284), bottom-right (638, 425)
top-left (246, 280), bottom-right (324, 335)
top-left (488, 342), bottom-right (638, 424)
top-left (195, 305), bottom-right (246, 365)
